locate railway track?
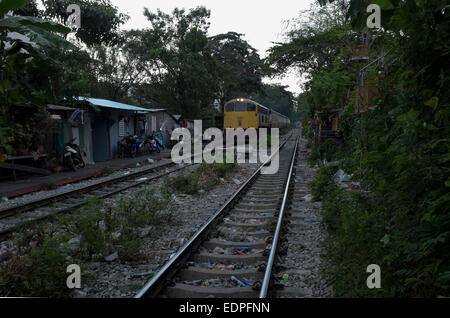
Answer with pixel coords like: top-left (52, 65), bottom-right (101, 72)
top-left (136, 130), bottom-right (301, 298)
top-left (0, 132), bottom-right (293, 239)
top-left (0, 158), bottom-right (194, 238)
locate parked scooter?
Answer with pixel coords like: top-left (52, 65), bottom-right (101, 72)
top-left (148, 133), bottom-right (161, 153)
top-left (64, 138), bottom-right (85, 171)
top-left (154, 130), bottom-right (165, 150)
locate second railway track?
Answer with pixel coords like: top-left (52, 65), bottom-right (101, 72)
top-left (136, 130), bottom-right (301, 298)
top-left (0, 158), bottom-right (194, 238)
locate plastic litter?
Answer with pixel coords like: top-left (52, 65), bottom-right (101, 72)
top-left (282, 274), bottom-right (289, 280)
top-left (233, 179), bottom-right (241, 185)
top-left (214, 264), bottom-right (236, 270)
top-left (147, 158), bottom-right (154, 164)
top-left (187, 280), bottom-right (203, 286)
top-left (230, 276), bottom-right (253, 287)
top-left (333, 169), bottom-right (352, 183)
top-left (136, 177), bottom-right (148, 182)
top-left (233, 246), bottom-right (254, 255)
top-left (132, 271), bottom-right (155, 278)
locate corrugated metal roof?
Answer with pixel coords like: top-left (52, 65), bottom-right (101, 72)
top-left (77, 97), bottom-right (165, 112)
top-left (47, 104), bottom-right (77, 111)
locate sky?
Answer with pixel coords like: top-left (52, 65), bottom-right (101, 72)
top-left (110, 0), bottom-right (315, 95)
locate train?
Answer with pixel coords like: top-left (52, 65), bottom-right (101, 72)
top-left (223, 98), bottom-right (290, 130)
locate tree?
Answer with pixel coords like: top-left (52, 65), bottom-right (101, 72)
top-left (41, 0), bottom-right (129, 46)
top-left (208, 32), bottom-right (263, 102)
top-left (251, 84), bottom-right (296, 120)
top-left (274, 0), bottom-right (450, 297)
top-left (86, 40), bottom-right (147, 103)
top-left (0, 0), bottom-right (86, 157)
top-left (265, 0), bottom-right (353, 78)
top-left (126, 7), bottom-right (220, 118)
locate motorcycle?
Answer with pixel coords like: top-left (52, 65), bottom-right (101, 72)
top-left (118, 134), bottom-right (150, 158)
top-left (154, 130), bottom-right (165, 150)
top-left (64, 138), bottom-right (85, 171)
top-left (148, 134), bottom-right (161, 153)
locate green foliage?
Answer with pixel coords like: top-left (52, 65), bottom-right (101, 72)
top-left (0, 1), bottom-right (88, 154)
top-left (0, 188), bottom-right (170, 296)
top-left (41, 0), bottom-right (129, 47)
top-left (165, 162), bottom-right (236, 194)
top-left (0, 236), bottom-right (70, 297)
top-left (208, 32), bottom-right (263, 102)
top-left (309, 164), bottom-right (338, 201)
top-left (0, 0), bottom-right (29, 15)
top-left (125, 7), bottom-right (219, 118)
top-left (251, 84), bottom-right (297, 120)
top-left (275, 0), bottom-right (450, 297)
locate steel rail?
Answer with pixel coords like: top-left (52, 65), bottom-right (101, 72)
top-left (0, 163), bottom-right (194, 239)
top-left (259, 136), bottom-right (299, 298)
top-left (135, 131), bottom-right (294, 298)
top-left (0, 159), bottom-right (175, 219)
top-left (0, 152), bottom-right (207, 239)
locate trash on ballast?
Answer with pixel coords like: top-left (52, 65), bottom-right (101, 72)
top-left (98, 220), bottom-right (106, 232)
top-left (187, 279), bottom-right (203, 286)
top-left (233, 179), bottom-right (241, 185)
top-left (136, 177), bottom-right (148, 182)
top-left (171, 194), bottom-right (176, 200)
top-left (333, 169), bottom-right (352, 183)
top-left (213, 246), bottom-right (226, 254)
top-left (147, 158), bottom-right (154, 164)
top-left (139, 226), bottom-right (153, 237)
top-left (302, 194), bottom-right (313, 202)
top-left (198, 189), bottom-right (205, 194)
top-left (136, 163), bottom-right (141, 167)
top-left (123, 171), bottom-right (130, 175)
top-left (207, 259), bottom-right (212, 268)
top-left (233, 246), bottom-right (254, 255)
top-left (281, 274), bottom-right (289, 281)
top-left (230, 275), bottom-right (253, 287)
top-left (214, 264), bottom-right (236, 270)
top-left (132, 271), bottom-right (155, 278)
top-left (349, 182), bottom-right (361, 190)
top-left (104, 251), bottom-right (118, 262)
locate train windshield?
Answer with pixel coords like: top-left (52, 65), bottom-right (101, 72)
top-left (247, 103), bottom-right (256, 111)
top-left (225, 103), bottom-right (234, 112)
top-left (235, 102), bottom-right (245, 111)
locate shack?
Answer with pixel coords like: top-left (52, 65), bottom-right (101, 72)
top-left (142, 110), bottom-right (179, 148)
top-left (77, 97), bottom-right (151, 162)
